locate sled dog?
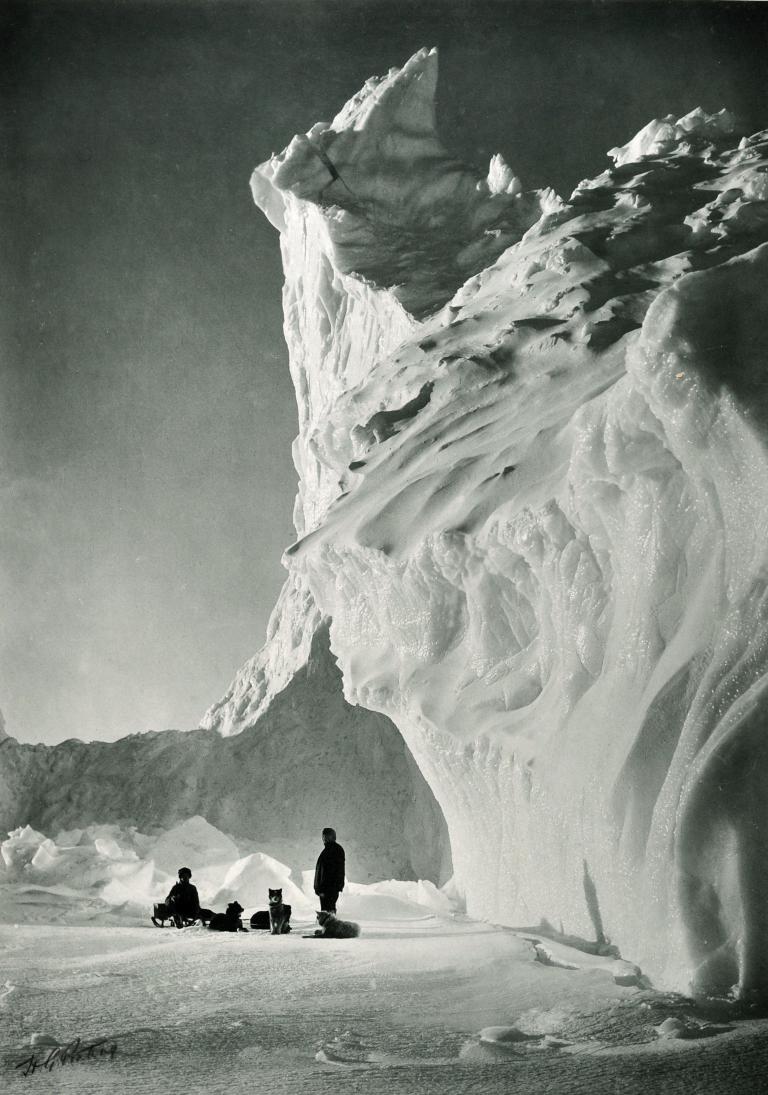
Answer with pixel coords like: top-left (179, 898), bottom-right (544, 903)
top-left (268, 888), bottom-right (292, 934)
top-left (208, 901), bottom-right (247, 932)
top-left (314, 910), bottom-right (360, 938)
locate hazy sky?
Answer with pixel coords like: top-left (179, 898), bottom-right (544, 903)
top-left (2, 0), bottom-right (767, 744)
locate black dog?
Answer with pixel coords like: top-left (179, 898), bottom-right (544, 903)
top-left (208, 901), bottom-right (247, 932)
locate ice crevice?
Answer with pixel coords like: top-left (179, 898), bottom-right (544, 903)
top-left (230, 47), bottom-right (768, 997)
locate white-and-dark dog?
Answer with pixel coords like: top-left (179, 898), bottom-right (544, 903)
top-left (267, 888), bottom-right (292, 934)
top-left (308, 910), bottom-right (360, 938)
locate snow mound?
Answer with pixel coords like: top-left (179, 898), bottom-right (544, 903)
top-left (100, 859), bottom-right (162, 908)
top-left (300, 871), bottom-right (459, 919)
top-left (1, 826), bottom-right (47, 873)
top-left (54, 823), bottom-right (153, 858)
top-left (479, 1025), bottom-right (528, 1044)
top-left (344, 878), bottom-right (454, 918)
top-left (0, 822), bottom-right (204, 917)
top-left (211, 853), bottom-right (313, 915)
top-left (1, 824), bottom-right (167, 902)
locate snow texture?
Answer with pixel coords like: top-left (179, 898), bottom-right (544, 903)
top-left (2, 915), bottom-right (767, 1095)
top-left (242, 47), bottom-right (768, 998)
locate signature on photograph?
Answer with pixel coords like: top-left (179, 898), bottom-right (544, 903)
top-left (15, 1037), bottom-right (118, 1076)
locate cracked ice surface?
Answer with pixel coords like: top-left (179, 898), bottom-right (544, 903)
top-left (248, 48), bottom-right (768, 996)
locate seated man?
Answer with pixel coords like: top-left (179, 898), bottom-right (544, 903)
top-left (164, 866), bottom-right (202, 927)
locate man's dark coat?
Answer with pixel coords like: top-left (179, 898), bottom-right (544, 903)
top-left (165, 879), bottom-right (201, 917)
top-left (314, 841), bottom-right (345, 895)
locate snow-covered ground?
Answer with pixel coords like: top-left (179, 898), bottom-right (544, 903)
top-left (2, 914), bottom-right (767, 1094)
top-left (3, 819), bottom-right (766, 1091)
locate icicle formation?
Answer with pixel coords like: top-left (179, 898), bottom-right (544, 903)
top-left (247, 47), bottom-right (768, 998)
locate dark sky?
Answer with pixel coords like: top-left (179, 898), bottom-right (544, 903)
top-left (2, 0), bottom-right (767, 744)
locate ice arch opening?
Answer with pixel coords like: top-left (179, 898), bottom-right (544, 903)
top-left (1, 616), bottom-right (451, 886)
top-left (243, 47), bottom-right (768, 997)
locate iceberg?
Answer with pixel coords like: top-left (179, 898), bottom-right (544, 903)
top-left (148, 815), bottom-right (240, 877)
top-left (0, 625), bottom-right (449, 886)
top-left (245, 47), bottom-right (768, 998)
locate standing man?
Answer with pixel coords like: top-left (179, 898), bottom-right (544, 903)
top-left (314, 827), bottom-right (345, 913)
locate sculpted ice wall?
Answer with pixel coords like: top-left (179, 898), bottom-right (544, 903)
top-left (249, 48), bottom-right (768, 997)
top-left (1, 623), bottom-right (449, 884)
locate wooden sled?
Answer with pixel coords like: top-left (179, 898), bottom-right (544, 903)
top-left (151, 902), bottom-right (212, 928)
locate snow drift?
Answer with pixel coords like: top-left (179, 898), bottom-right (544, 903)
top-left (241, 47), bottom-right (768, 997)
top-left (0, 819), bottom-right (456, 926)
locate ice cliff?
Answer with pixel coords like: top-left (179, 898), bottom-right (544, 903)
top-left (0, 625), bottom-right (449, 884)
top-left (220, 47), bottom-right (768, 997)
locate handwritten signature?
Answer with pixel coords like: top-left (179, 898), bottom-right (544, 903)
top-left (15, 1038), bottom-right (118, 1076)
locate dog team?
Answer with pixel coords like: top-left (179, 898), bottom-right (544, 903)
top-left (151, 826), bottom-right (360, 938)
